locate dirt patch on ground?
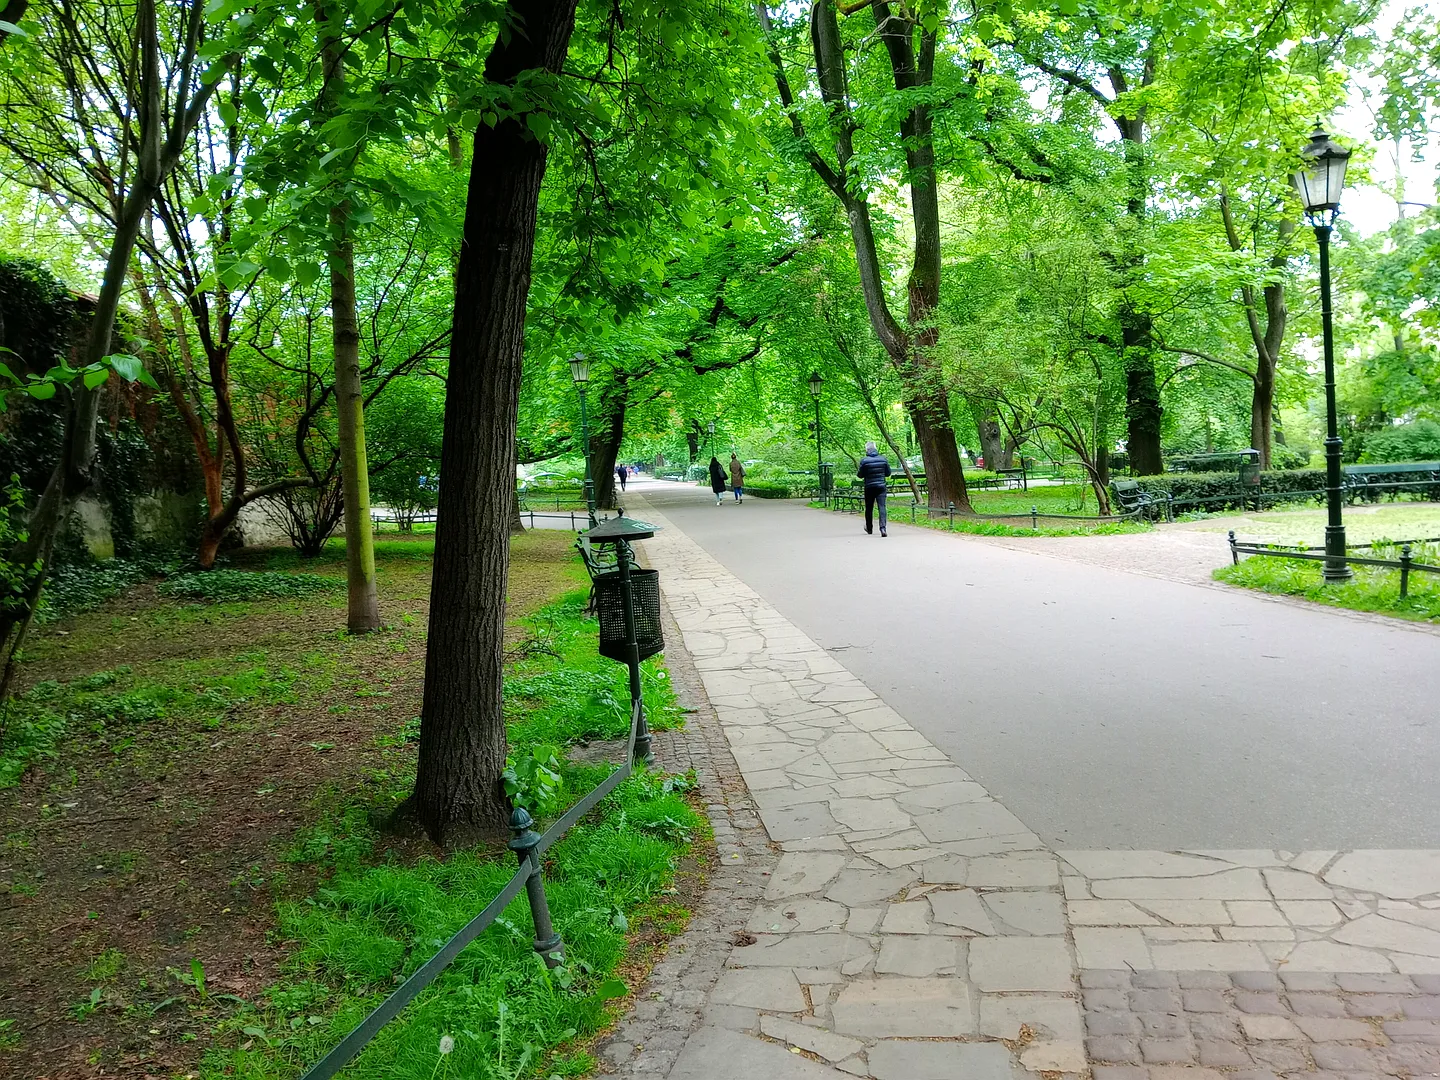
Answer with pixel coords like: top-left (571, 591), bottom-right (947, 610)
top-left (0, 529), bottom-right (582, 1079)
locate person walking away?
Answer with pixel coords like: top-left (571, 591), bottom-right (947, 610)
top-left (616, 463), bottom-right (628, 492)
top-left (729, 454), bottom-right (745, 502)
top-left (708, 456), bottom-right (727, 506)
top-left (857, 441), bottom-right (891, 536)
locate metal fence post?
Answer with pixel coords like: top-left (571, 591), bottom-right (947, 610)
top-left (1401, 543), bottom-right (1413, 598)
top-left (910, 500), bottom-right (916, 524)
top-left (1031, 506), bottom-right (1038, 530)
top-left (1228, 530), bottom-right (1239, 565)
top-left (948, 501), bottom-right (955, 529)
top-left (509, 808), bottom-right (565, 968)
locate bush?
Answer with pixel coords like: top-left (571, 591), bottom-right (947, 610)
top-left (1272, 444), bottom-right (1312, 470)
top-left (1359, 420), bottom-right (1440, 464)
top-left (743, 481), bottom-right (794, 499)
top-left (1129, 470), bottom-right (1329, 513)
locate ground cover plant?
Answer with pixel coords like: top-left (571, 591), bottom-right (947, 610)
top-left (0, 530), bottom-right (700, 1078)
top-left (1214, 540), bottom-right (1440, 623)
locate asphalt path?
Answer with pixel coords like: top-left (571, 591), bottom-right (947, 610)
top-left (635, 480), bottom-right (1440, 850)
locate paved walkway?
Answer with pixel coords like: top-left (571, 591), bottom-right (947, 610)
top-left (599, 486), bottom-right (1440, 1080)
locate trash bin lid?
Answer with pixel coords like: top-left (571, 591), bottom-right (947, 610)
top-left (584, 515), bottom-right (660, 542)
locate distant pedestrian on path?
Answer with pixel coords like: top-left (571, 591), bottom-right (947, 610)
top-left (616, 463), bottom-right (628, 492)
top-left (857, 441), bottom-right (891, 536)
top-left (708, 456), bottom-right (727, 505)
top-left (729, 454), bottom-right (745, 503)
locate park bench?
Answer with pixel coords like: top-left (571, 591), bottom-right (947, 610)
top-left (1343, 462), bottom-right (1440, 501)
top-left (1111, 479), bottom-right (1171, 521)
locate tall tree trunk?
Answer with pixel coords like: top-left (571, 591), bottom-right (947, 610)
top-left (329, 205), bottom-right (381, 628)
top-left (590, 392), bottom-right (626, 510)
top-left (1123, 308), bottom-right (1164, 474)
top-left (318, 4), bottom-right (380, 632)
top-left (1115, 98), bottom-right (1162, 474)
top-left (411, 0), bottom-right (580, 846)
top-left (972, 405), bottom-right (1004, 468)
top-left (1220, 190), bottom-right (1291, 471)
top-left (873, 0), bottom-right (970, 511)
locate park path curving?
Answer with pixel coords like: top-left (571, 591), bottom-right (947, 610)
top-left (626, 480), bottom-right (1440, 851)
top-left (596, 483), bottom-right (1440, 1080)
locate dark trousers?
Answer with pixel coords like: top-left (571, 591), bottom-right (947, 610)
top-left (864, 487), bottom-right (887, 533)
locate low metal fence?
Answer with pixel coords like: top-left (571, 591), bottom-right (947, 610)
top-left (824, 494), bottom-right (1140, 529)
top-left (1227, 531), bottom-right (1440, 598)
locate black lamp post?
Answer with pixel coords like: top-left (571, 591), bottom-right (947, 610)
top-left (808, 372), bottom-right (824, 499)
top-left (569, 353), bottom-right (598, 529)
top-left (706, 420), bottom-right (715, 457)
top-left (1293, 124), bottom-right (1352, 582)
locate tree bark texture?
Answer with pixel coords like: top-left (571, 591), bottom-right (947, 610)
top-left (1115, 94), bottom-right (1162, 474)
top-left (972, 406), bottom-right (1004, 468)
top-left (413, 0), bottom-right (580, 846)
top-left (590, 389), bottom-right (627, 510)
top-left (328, 205), bottom-right (381, 630)
top-left (318, 4), bottom-right (381, 631)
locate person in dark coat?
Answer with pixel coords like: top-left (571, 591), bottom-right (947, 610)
top-left (708, 456), bottom-right (727, 505)
top-left (856, 441), bottom-right (892, 536)
top-left (616, 463), bottom-right (628, 492)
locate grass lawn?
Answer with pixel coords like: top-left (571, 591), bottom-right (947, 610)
top-left (1187, 501), bottom-right (1440, 547)
top-left (1214, 538), bottom-right (1440, 623)
top-left (0, 530), bottom-right (701, 1078)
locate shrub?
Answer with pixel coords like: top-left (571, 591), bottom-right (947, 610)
top-left (1128, 470), bottom-right (1328, 513)
top-left (1359, 420), bottom-right (1440, 464)
top-left (743, 481), bottom-right (794, 499)
top-left (1272, 444), bottom-right (1312, 470)
top-left (159, 570), bottom-right (341, 603)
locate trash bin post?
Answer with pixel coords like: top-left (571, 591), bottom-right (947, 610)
top-left (617, 538), bottom-right (654, 766)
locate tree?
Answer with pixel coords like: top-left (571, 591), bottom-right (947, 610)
top-left (410, 0), bottom-right (583, 845)
top-left (316, 1), bottom-right (379, 631)
top-left (0, 0), bottom-right (227, 690)
top-left (755, 0), bottom-right (973, 510)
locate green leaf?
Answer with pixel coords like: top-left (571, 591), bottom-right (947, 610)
top-left (526, 112), bottom-right (551, 142)
top-left (26, 382), bottom-right (57, 400)
top-left (105, 353), bottom-right (143, 382)
top-left (0, 361), bottom-right (18, 384)
top-left (595, 978), bottom-right (628, 1001)
top-left (0, 19), bottom-right (28, 37)
top-left (217, 100), bottom-right (239, 128)
top-left (294, 262), bottom-right (323, 288)
top-left (83, 368), bottom-right (110, 390)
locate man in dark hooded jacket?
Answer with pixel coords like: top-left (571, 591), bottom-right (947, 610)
top-left (856, 441), bottom-right (891, 536)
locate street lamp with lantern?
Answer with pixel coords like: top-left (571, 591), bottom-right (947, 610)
top-left (1293, 124), bottom-right (1352, 581)
top-left (808, 372), bottom-right (824, 499)
top-left (706, 420), bottom-right (715, 456)
top-left (569, 353), bottom-right (598, 528)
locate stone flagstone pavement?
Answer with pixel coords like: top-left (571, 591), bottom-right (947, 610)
top-left (600, 496), bottom-right (1440, 1080)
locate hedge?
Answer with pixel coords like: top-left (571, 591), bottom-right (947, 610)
top-left (743, 481), bottom-right (796, 499)
top-left (1129, 470), bottom-right (1328, 512)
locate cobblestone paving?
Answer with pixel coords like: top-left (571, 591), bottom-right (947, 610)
top-left (1085, 968), bottom-right (1440, 1080)
top-left (608, 493), bottom-right (1440, 1079)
